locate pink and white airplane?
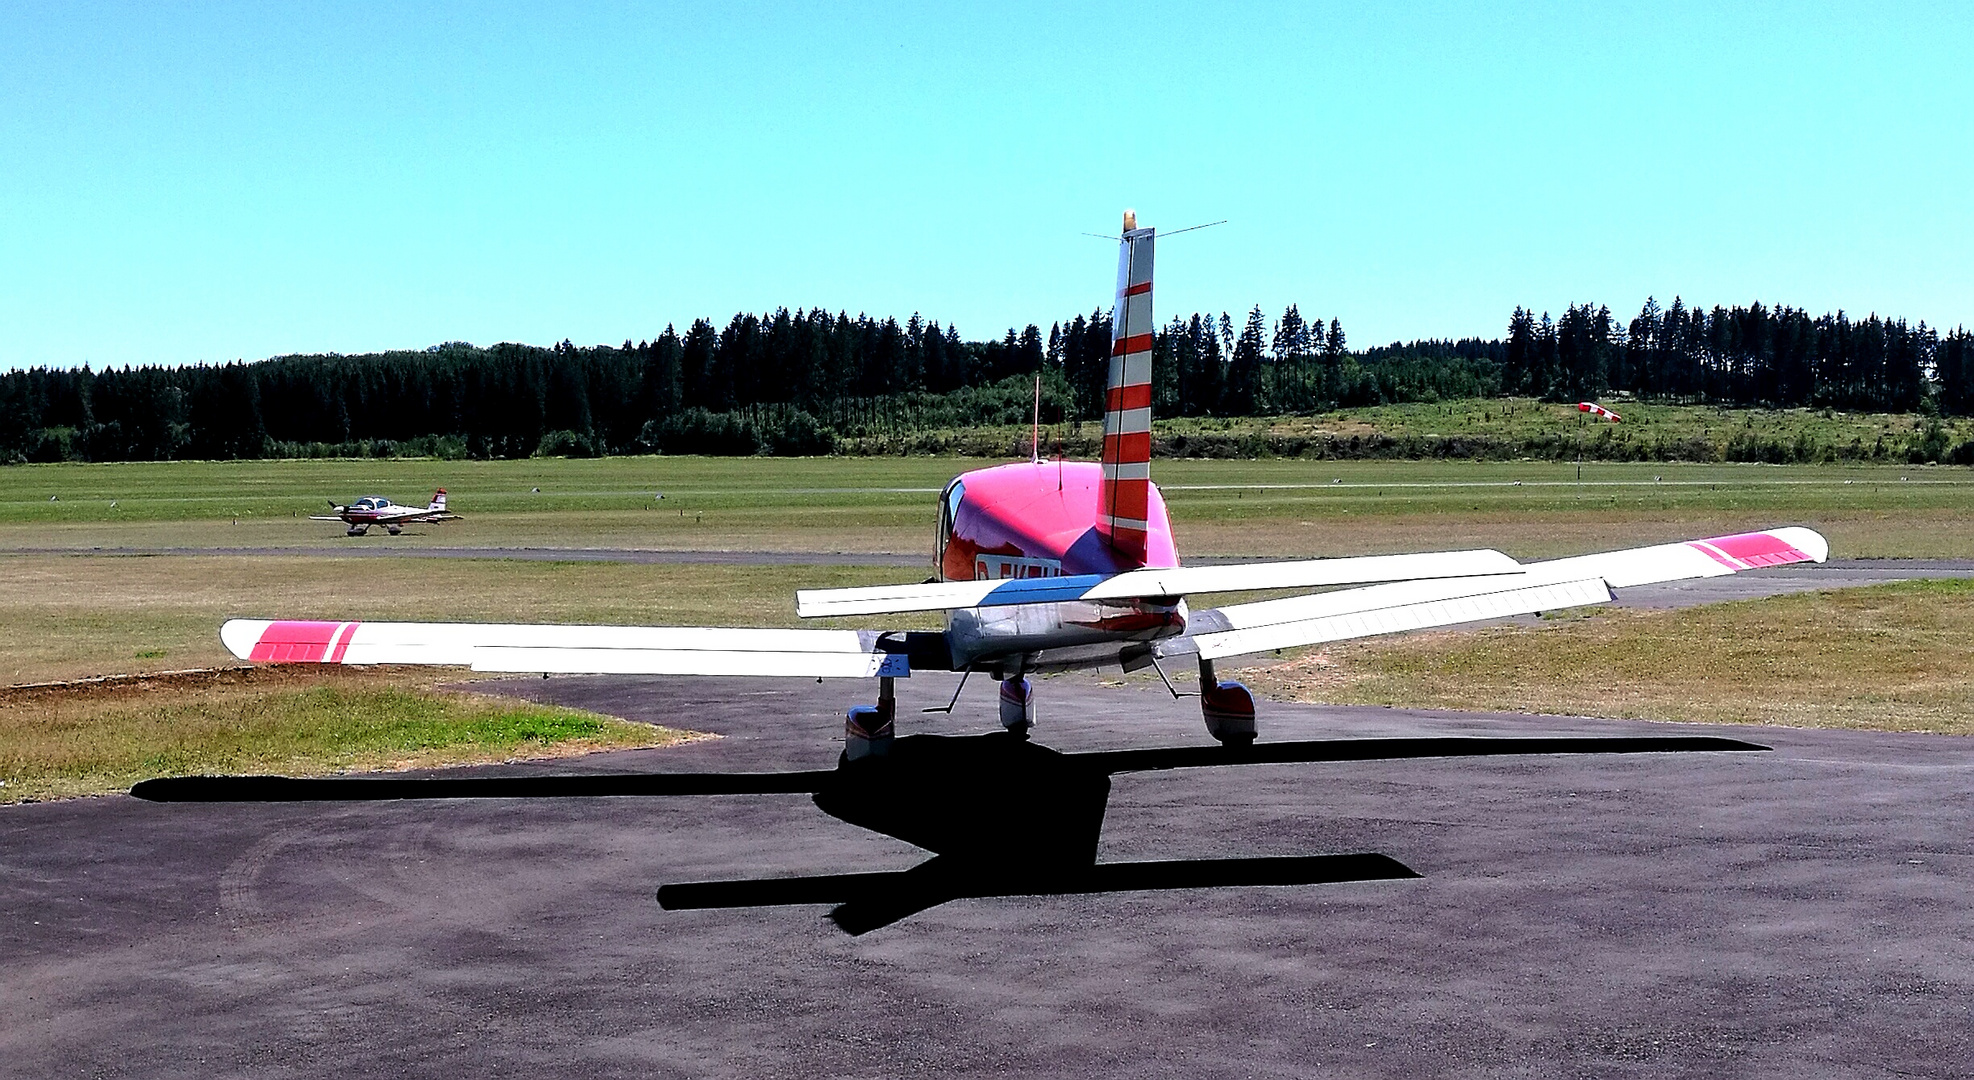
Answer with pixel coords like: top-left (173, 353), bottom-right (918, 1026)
top-left (312, 490), bottom-right (460, 536)
top-left (228, 214), bottom-right (1827, 753)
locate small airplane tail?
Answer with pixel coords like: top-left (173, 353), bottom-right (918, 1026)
top-left (1100, 210), bottom-right (1154, 565)
top-left (430, 489), bottom-right (447, 511)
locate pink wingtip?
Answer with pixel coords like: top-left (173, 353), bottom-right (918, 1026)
top-left (244, 620), bottom-right (360, 663)
top-left (1687, 529), bottom-right (1824, 571)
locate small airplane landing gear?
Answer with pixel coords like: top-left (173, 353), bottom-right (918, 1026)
top-left (346, 525), bottom-right (368, 536)
top-left (386, 525), bottom-right (402, 535)
top-left (845, 676), bottom-right (897, 762)
top-left (1199, 658), bottom-right (1256, 747)
top-left (998, 677), bottom-right (1035, 739)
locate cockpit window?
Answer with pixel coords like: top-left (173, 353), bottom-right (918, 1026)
top-left (936, 479), bottom-right (964, 565)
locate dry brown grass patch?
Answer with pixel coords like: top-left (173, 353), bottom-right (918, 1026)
top-left (1245, 579), bottom-right (1974, 734)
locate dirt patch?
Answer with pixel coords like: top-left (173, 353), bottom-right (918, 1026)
top-left (0, 663), bottom-right (457, 707)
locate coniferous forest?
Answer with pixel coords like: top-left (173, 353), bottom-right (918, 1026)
top-left (3, 299), bottom-right (1970, 464)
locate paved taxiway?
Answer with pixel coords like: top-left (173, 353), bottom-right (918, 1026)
top-left (4, 674), bottom-right (1969, 1078)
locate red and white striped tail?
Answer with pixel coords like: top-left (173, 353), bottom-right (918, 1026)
top-left (1101, 212), bottom-right (1155, 565)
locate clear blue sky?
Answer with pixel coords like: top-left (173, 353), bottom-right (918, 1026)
top-left (3, 1), bottom-right (1969, 369)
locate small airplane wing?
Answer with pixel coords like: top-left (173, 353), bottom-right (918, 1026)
top-left (794, 548), bottom-right (1523, 618)
top-left (220, 620), bottom-right (908, 678)
top-left (307, 515), bottom-right (346, 521)
top-left (1170, 527), bottom-right (1827, 661)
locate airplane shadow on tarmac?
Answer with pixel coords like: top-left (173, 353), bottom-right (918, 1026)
top-left (660, 852), bottom-right (1420, 936)
top-left (134, 730), bottom-right (1763, 934)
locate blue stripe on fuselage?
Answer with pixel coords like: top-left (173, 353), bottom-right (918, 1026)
top-left (974, 574), bottom-right (1107, 607)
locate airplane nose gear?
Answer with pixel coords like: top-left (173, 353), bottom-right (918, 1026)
top-left (998, 677), bottom-right (1035, 739)
top-left (1198, 658), bottom-right (1256, 746)
top-left (845, 676), bottom-right (897, 762)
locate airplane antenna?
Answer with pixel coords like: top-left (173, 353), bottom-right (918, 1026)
top-left (1163, 218), bottom-right (1228, 237)
top-left (1031, 374), bottom-right (1042, 464)
top-left (1081, 219), bottom-right (1227, 241)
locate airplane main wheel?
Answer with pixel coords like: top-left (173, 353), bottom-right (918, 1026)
top-left (844, 704), bottom-right (895, 761)
top-left (844, 676), bottom-right (898, 762)
top-left (998, 677), bottom-right (1035, 739)
top-left (1202, 680), bottom-right (1257, 747)
top-left (387, 525), bottom-right (402, 535)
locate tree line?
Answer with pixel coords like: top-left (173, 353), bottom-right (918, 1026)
top-left (3, 298), bottom-right (1968, 462)
top-left (1503, 299), bottom-right (1974, 414)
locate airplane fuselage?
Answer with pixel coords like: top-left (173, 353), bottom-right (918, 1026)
top-left (340, 508), bottom-right (445, 525)
top-left (935, 461), bottom-right (1187, 675)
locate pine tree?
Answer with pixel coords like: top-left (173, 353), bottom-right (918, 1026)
top-left (1504, 307), bottom-right (1536, 395)
top-left (1225, 305), bottom-right (1268, 414)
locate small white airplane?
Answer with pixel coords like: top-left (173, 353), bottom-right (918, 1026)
top-left (312, 490), bottom-right (460, 536)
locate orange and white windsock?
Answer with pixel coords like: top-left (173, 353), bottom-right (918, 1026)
top-left (1577, 401), bottom-right (1620, 422)
top-left (1101, 211), bottom-right (1155, 565)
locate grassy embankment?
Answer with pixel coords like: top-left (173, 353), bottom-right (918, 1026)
top-left (845, 398), bottom-right (1974, 464)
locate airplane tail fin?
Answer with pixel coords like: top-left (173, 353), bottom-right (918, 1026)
top-left (1100, 210), bottom-right (1154, 565)
top-left (430, 489), bottom-right (447, 511)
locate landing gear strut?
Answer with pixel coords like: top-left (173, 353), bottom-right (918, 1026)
top-left (845, 676), bottom-right (897, 762)
top-left (1199, 658), bottom-right (1256, 747)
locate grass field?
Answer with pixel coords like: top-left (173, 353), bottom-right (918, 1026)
top-left (5, 454), bottom-right (1973, 558)
top-left (1245, 578), bottom-right (1974, 735)
top-left (0, 666), bottom-right (695, 804)
top-left (0, 555), bottom-right (913, 684)
top-left (4, 450), bottom-right (1971, 801)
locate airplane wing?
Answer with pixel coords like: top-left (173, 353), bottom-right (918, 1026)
top-left (1168, 527), bottom-right (1827, 661)
top-left (794, 548), bottom-right (1522, 618)
top-left (307, 515), bottom-right (346, 521)
top-left (220, 619), bottom-right (909, 678)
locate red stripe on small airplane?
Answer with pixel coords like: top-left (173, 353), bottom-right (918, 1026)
top-left (1106, 383), bottom-right (1153, 411)
top-left (1121, 281), bottom-right (1151, 296)
top-left (328, 621), bottom-right (360, 663)
top-left (1104, 524), bottom-right (1149, 561)
top-left (1686, 541), bottom-right (1743, 570)
top-left (1111, 333), bottom-right (1154, 357)
top-left (1103, 431), bottom-right (1153, 462)
top-left (1106, 481), bottom-right (1151, 521)
top-left (249, 620), bottom-right (345, 663)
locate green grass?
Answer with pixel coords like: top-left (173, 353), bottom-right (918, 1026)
top-left (0, 555), bottom-right (915, 684)
top-left (4, 452), bottom-right (1974, 559)
top-left (0, 667), bottom-right (696, 803)
top-left (1244, 578), bottom-right (1974, 735)
top-left (0, 455), bottom-right (966, 524)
